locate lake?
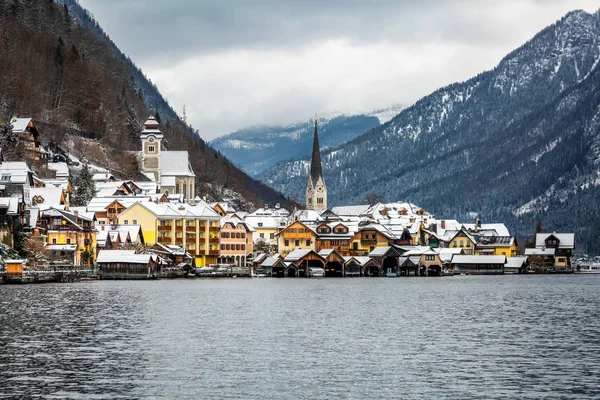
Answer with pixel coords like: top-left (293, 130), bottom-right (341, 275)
top-left (1, 275), bottom-right (600, 399)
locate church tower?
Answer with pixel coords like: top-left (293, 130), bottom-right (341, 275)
top-left (140, 115), bottom-right (163, 182)
top-left (306, 116), bottom-right (327, 211)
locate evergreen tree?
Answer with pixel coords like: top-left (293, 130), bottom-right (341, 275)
top-left (72, 163), bottom-right (96, 206)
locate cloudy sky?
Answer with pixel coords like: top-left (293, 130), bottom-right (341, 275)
top-left (79, 0), bottom-right (598, 140)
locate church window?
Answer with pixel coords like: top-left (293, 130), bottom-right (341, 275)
top-left (148, 145), bottom-right (155, 153)
top-left (317, 198), bottom-right (323, 204)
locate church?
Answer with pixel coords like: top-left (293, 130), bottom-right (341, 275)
top-left (306, 117), bottom-right (327, 211)
top-left (140, 116), bottom-right (196, 202)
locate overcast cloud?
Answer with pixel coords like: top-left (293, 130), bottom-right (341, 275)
top-left (79, 0), bottom-right (599, 140)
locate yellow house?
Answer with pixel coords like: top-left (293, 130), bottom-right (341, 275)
top-left (41, 208), bottom-right (97, 265)
top-left (448, 229), bottom-right (476, 255)
top-left (276, 220), bottom-right (317, 257)
top-left (475, 236), bottom-right (518, 257)
top-left (348, 224), bottom-right (411, 256)
top-left (117, 201), bottom-right (221, 267)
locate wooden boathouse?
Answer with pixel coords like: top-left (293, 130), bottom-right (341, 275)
top-left (96, 250), bottom-right (159, 279)
top-left (283, 249), bottom-right (325, 277)
top-left (450, 255), bottom-right (506, 275)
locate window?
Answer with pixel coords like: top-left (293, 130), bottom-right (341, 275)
top-left (306, 240), bottom-right (311, 247)
top-left (258, 222), bottom-right (263, 227)
top-left (270, 233), bottom-right (274, 240)
top-left (66, 238), bottom-right (71, 244)
top-left (260, 233), bottom-right (264, 238)
top-left (317, 198), bottom-right (323, 204)
top-left (353, 242), bottom-right (358, 250)
top-left (226, 244), bottom-right (231, 250)
top-left (425, 255), bottom-right (435, 261)
top-left (220, 244), bottom-right (225, 250)
top-left (241, 233), bottom-right (246, 239)
top-left (160, 220), bottom-right (166, 226)
top-left (284, 240), bottom-right (289, 247)
top-left (52, 238), bottom-right (57, 244)
top-left (124, 220), bottom-right (129, 224)
top-left (236, 244), bottom-right (241, 251)
top-left (453, 240), bottom-right (457, 247)
top-left (148, 145), bottom-right (155, 153)
top-left (99, 221), bottom-right (105, 225)
top-left (295, 240), bottom-right (300, 247)
top-left (466, 241), bottom-right (471, 247)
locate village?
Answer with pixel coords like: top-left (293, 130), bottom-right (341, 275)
top-left (0, 116), bottom-right (577, 283)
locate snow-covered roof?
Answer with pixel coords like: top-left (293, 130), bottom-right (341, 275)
top-left (160, 176), bottom-right (176, 188)
top-left (0, 162), bottom-right (32, 184)
top-left (47, 162), bottom-right (69, 179)
top-left (30, 186), bottom-right (64, 210)
top-left (10, 117), bottom-right (32, 133)
top-left (46, 244), bottom-right (77, 251)
top-left (450, 255), bottom-right (506, 264)
top-left (535, 233), bottom-right (575, 249)
top-left (161, 151), bottom-right (195, 177)
top-left (92, 173), bottom-right (114, 182)
top-left (261, 255), bottom-right (284, 267)
top-left (506, 257), bottom-right (527, 269)
top-left (525, 248), bottom-right (556, 256)
top-left (97, 250), bottom-right (156, 264)
top-left (285, 248), bottom-right (318, 262)
top-left (331, 205), bottom-right (371, 217)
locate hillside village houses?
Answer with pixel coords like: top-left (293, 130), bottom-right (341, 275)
top-left (0, 114), bottom-right (575, 277)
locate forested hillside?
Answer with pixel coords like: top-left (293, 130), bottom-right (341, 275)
top-left (261, 10), bottom-right (600, 252)
top-left (0, 0), bottom-right (292, 210)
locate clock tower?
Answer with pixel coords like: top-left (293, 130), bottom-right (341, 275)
top-left (306, 116), bottom-right (327, 211)
top-left (140, 115), bottom-right (163, 182)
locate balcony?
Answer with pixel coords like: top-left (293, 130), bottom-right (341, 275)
top-left (209, 238), bottom-right (219, 244)
top-left (208, 250), bottom-right (219, 256)
top-left (158, 225), bottom-right (172, 231)
top-left (209, 227), bottom-right (219, 233)
top-left (158, 237), bottom-right (172, 244)
top-left (361, 238), bottom-right (377, 244)
top-left (175, 226), bottom-right (183, 232)
top-left (186, 238), bottom-right (196, 244)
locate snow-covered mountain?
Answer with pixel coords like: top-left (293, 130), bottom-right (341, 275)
top-left (260, 9), bottom-right (600, 252)
top-left (210, 105), bottom-right (403, 176)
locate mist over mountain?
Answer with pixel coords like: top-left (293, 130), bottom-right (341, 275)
top-left (211, 107), bottom-right (403, 176)
top-left (260, 9), bottom-right (600, 252)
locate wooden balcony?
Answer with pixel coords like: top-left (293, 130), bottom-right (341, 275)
top-left (175, 226), bottom-right (183, 231)
top-left (158, 225), bottom-right (172, 231)
top-left (209, 238), bottom-right (220, 244)
top-left (158, 237), bottom-right (171, 244)
top-left (186, 238), bottom-right (196, 244)
top-left (209, 227), bottom-right (219, 232)
top-left (208, 250), bottom-right (219, 256)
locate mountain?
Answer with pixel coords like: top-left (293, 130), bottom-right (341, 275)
top-left (210, 106), bottom-right (403, 176)
top-left (260, 9), bottom-right (600, 252)
top-left (0, 0), bottom-right (292, 210)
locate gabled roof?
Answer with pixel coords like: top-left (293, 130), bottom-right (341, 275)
top-left (284, 248), bottom-right (325, 263)
top-left (331, 204), bottom-right (371, 217)
top-left (343, 256), bottom-right (372, 266)
top-left (10, 117), bottom-right (33, 133)
top-left (368, 246), bottom-right (402, 258)
top-left (276, 220), bottom-right (317, 236)
top-left (535, 233), bottom-right (575, 249)
top-left (97, 250), bottom-right (157, 264)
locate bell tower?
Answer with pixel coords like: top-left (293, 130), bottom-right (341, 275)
top-left (306, 115), bottom-right (327, 211)
top-left (140, 115), bottom-right (163, 182)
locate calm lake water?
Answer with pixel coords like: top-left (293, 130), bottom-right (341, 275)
top-left (1, 275), bottom-right (600, 399)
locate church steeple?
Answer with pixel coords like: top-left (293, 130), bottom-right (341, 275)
top-left (310, 116), bottom-right (322, 185)
top-left (306, 115), bottom-right (327, 211)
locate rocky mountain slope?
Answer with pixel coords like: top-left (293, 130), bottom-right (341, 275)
top-left (211, 107), bottom-right (403, 176)
top-left (260, 10), bottom-right (600, 252)
top-left (0, 0), bottom-right (292, 210)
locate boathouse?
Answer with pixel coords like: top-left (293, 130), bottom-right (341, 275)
top-left (450, 255), bottom-right (506, 275)
top-left (318, 248), bottom-right (345, 277)
top-left (343, 256), bottom-right (370, 277)
top-left (368, 246), bottom-right (402, 277)
top-left (5, 259), bottom-right (26, 282)
top-left (283, 249), bottom-right (325, 277)
top-left (97, 250), bottom-right (159, 279)
top-left (260, 255), bottom-right (285, 277)
top-left (398, 255), bottom-right (420, 276)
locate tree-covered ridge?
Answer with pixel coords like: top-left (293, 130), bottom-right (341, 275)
top-left (0, 0), bottom-right (292, 210)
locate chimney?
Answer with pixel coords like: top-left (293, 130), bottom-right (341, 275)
top-left (441, 220), bottom-right (446, 230)
top-left (264, 204), bottom-right (269, 209)
top-left (101, 225), bottom-right (105, 231)
top-left (275, 203), bottom-right (280, 209)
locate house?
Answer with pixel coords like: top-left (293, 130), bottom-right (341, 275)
top-left (30, 186), bottom-right (67, 211)
top-left (10, 117), bottom-right (40, 161)
top-left (259, 254), bottom-right (286, 276)
top-left (96, 250), bottom-right (159, 279)
top-left (219, 218), bottom-right (254, 267)
top-left (116, 201), bottom-right (221, 266)
top-left (315, 222), bottom-right (353, 255)
top-left (349, 223), bottom-right (397, 256)
top-left (276, 220), bottom-right (317, 256)
top-left (535, 232), bottom-right (574, 271)
top-left (342, 256), bottom-right (371, 277)
top-left (474, 236), bottom-right (518, 257)
top-left (447, 229), bottom-right (477, 255)
top-left (47, 162), bottom-right (69, 180)
top-left (450, 255), bottom-right (506, 275)
top-left (39, 208), bottom-right (97, 265)
top-left (524, 248), bottom-right (556, 271)
top-left (244, 205), bottom-right (289, 252)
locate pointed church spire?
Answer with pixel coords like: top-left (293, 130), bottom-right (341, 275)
top-left (309, 115), bottom-right (322, 185)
